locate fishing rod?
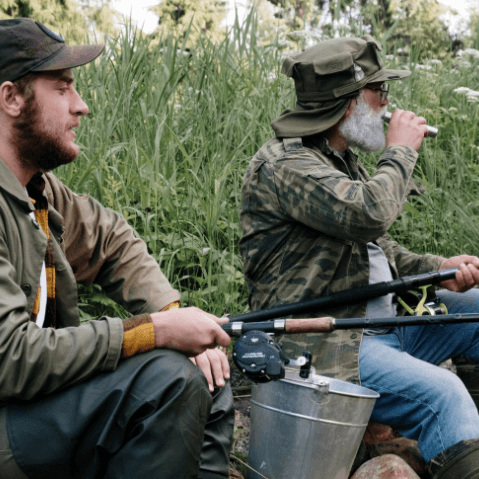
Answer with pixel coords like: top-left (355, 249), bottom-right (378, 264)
top-left (223, 268), bottom-right (462, 382)
top-left (225, 268), bottom-right (458, 325)
top-left (223, 312), bottom-right (479, 337)
top-left (227, 312), bottom-right (479, 383)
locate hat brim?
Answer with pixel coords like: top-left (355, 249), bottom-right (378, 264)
top-left (32, 44), bottom-right (104, 72)
top-left (368, 68), bottom-right (411, 83)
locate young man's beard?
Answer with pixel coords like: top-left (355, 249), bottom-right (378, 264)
top-left (338, 91), bottom-right (387, 153)
top-left (13, 95), bottom-right (77, 173)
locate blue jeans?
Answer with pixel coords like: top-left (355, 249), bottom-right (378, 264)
top-left (359, 288), bottom-right (479, 462)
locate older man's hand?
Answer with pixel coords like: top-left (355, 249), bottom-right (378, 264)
top-left (439, 255), bottom-right (479, 292)
top-left (386, 109), bottom-right (428, 152)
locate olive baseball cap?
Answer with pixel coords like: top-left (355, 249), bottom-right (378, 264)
top-left (282, 34), bottom-right (410, 102)
top-left (0, 18), bottom-right (104, 85)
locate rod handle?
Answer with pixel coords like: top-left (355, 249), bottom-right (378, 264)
top-left (284, 317), bottom-right (335, 334)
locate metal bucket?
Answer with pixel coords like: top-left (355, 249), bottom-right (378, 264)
top-left (249, 368), bottom-right (380, 479)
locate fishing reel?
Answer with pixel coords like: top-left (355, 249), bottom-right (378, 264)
top-left (396, 284), bottom-right (448, 316)
top-left (232, 330), bottom-right (313, 383)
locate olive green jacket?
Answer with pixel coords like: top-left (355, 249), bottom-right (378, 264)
top-left (0, 158), bottom-right (180, 403)
top-left (239, 136), bottom-right (445, 384)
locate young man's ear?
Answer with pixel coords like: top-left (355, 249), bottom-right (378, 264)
top-left (0, 82), bottom-right (26, 118)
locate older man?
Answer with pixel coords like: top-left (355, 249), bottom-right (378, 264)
top-left (0, 18), bottom-right (233, 479)
top-left (240, 35), bottom-right (479, 477)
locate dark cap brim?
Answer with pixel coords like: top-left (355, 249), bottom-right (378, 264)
top-left (368, 68), bottom-right (411, 83)
top-left (31, 43), bottom-right (104, 72)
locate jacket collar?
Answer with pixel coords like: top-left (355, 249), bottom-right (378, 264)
top-left (0, 157), bottom-right (35, 212)
top-left (312, 135), bottom-right (358, 163)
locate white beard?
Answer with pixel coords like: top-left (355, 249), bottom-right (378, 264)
top-left (338, 91), bottom-right (387, 153)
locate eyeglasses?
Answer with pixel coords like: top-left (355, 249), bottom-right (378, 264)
top-left (364, 83), bottom-right (389, 102)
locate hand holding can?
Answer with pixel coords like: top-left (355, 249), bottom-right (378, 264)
top-left (383, 111), bottom-right (438, 138)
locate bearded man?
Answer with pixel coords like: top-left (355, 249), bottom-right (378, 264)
top-left (240, 35), bottom-right (479, 477)
top-left (0, 18), bottom-right (234, 479)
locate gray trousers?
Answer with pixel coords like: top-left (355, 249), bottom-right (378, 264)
top-left (0, 349), bottom-right (234, 479)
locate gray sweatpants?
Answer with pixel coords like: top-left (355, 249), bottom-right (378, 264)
top-left (0, 349), bottom-right (234, 479)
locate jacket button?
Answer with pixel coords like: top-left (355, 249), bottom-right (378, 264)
top-left (350, 333), bottom-right (358, 339)
top-left (21, 283), bottom-right (32, 296)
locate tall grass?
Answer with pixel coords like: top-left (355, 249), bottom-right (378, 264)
top-left (58, 14), bottom-right (479, 320)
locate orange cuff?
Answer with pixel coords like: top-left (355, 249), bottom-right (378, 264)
top-left (160, 301), bottom-right (180, 311)
top-left (121, 313), bottom-right (155, 359)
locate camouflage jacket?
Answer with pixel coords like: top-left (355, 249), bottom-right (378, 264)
top-left (239, 135), bottom-right (445, 384)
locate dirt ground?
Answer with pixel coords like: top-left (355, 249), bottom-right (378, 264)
top-left (229, 355), bottom-right (252, 478)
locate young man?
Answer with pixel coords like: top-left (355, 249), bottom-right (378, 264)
top-left (240, 35), bottom-right (479, 477)
top-left (0, 18), bottom-right (233, 479)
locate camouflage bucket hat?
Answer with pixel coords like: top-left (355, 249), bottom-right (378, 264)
top-left (0, 18), bottom-right (104, 85)
top-left (272, 35), bottom-right (411, 138)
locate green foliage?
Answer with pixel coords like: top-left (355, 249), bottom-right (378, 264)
top-left (53, 13), bottom-right (479, 319)
top-left (58, 16), bottom-right (288, 317)
top-left (149, 0), bottom-right (228, 47)
top-left (388, 0), bottom-right (451, 60)
top-left (256, 0), bottom-right (455, 60)
top-left (0, 0), bottom-right (119, 43)
top-left (78, 284), bottom-right (129, 321)
top-left (0, 0), bottom-right (89, 42)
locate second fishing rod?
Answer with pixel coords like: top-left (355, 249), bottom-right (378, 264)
top-left (224, 268), bottom-right (458, 326)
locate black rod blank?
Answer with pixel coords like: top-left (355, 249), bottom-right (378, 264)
top-left (227, 268), bottom-right (458, 324)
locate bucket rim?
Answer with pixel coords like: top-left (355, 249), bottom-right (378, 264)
top-left (280, 370), bottom-right (380, 399)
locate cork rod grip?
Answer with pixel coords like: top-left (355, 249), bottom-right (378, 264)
top-left (284, 317), bottom-right (335, 334)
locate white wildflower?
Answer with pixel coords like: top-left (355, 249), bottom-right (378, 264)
top-left (462, 48), bottom-right (479, 58)
top-left (454, 87), bottom-right (472, 94)
top-left (415, 64), bottom-right (432, 70)
top-left (427, 59), bottom-right (442, 65)
top-left (385, 54), bottom-right (395, 60)
top-left (174, 104), bottom-right (181, 109)
top-left (267, 72), bottom-right (278, 82)
top-left (458, 60), bottom-right (472, 68)
top-left (449, 107), bottom-right (458, 112)
top-left (468, 96), bottom-right (479, 103)
top-left (281, 49), bottom-right (300, 59)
